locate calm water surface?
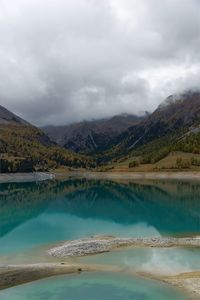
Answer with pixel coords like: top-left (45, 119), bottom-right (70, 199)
top-left (1, 179), bottom-right (200, 254)
top-left (0, 273), bottom-right (189, 300)
top-left (0, 178), bottom-right (200, 299)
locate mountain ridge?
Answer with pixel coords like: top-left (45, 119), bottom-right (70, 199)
top-left (0, 105), bottom-right (29, 126)
top-left (43, 113), bottom-right (146, 154)
top-left (100, 90), bottom-right (200, 165)
top-left (1, 89), bottom-right (200, 172)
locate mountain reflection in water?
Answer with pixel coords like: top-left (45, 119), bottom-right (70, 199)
top-left (0, 179), bottom-right (200, 253)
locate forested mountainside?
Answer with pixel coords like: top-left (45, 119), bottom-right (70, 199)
top-left (0, 106), bottom-right (95, 172)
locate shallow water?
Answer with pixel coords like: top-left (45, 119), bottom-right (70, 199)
top-left (0, 272), bottom-right (189, 300)
top-left (0, 178), bottom-right (200, 299)
top-left (81, 247), bottom-right (200, 275)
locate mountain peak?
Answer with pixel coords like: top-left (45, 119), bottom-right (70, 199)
top-left (43, 113), bottom-right (145, 153)
top-left (158, 94), bottom-right (183, 109)
top-left (158, 90), bottom-right (200, 110)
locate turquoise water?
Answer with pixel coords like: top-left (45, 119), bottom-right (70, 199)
top-left (0, 273), bottom-right (188, 300)
top-left (0, 178), bottom-right (200, 299)
top-left (81, 247), bottom-right (200, 275)
top-left (1, 179), bottom-right (200, 254)
top-left (0, 180), bottom-right (200, 254)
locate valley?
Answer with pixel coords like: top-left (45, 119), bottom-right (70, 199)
top-left (1, 90), bottom-right (200, 174)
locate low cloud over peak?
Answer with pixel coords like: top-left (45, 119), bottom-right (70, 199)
top-left (0, 0), bottom-right (200, 125)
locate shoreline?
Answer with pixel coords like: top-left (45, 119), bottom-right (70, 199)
top-left (1, 170), bottom-right (200, 183)
top-left (65, 170), bottom-right (200, 181)
top-left (0, 262), bottom-right (121, 290)
top-left (138, 271), bottom-right (200, 300)
top-left (46, 235), bottom-right (200, 299)
top-left (0, 262), bottom-right (200, 299)
top-left (2, 236), bottom-right (200, 298)
top-left (0, 172), bottom-right (55, 183)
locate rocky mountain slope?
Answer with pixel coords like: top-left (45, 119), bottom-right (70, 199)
top-left (126, 91), bottom-right (200, 148)
top-left (101, 90), bottom-right (200, 163)
top-left (43, 114), bottom-right (145, 154)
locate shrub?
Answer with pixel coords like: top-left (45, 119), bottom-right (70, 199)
top-left (176, 157), bottom-right (191, 169)
top-left (129, 160), bottom-right (140, 168)
top-left (191, 157), bottom-right (200, 166)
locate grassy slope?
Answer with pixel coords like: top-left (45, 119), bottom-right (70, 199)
top-left (110, 151), bottom-right (200, 172)
top-left (99, 122), bottom-right (200, 171)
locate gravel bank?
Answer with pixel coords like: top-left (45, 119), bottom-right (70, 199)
top-left (48, 236), bottom-right (200, 258)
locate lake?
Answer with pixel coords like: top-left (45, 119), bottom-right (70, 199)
top-left (1, 178), bottom-right (200, 299)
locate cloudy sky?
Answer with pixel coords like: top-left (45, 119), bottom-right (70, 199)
top-left (0, 0), bottom-right (200, 125)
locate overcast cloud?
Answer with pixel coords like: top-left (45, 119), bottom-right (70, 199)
top-left (0, 0), bottom-right (200, 125)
